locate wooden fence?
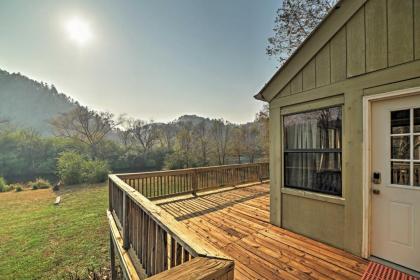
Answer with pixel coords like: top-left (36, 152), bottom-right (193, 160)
top-left (117, 162), bottom-right (269, 199)
top-left (108, 162), bottom-right (268, 280)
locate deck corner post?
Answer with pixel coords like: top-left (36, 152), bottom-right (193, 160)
top-left (110, 231), bottom-right (117, 280)
top-left (122, 192), bottom-right (130, 250)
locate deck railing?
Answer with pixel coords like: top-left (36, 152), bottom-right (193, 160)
top-left (117, 162), bottom-right (269, 199)
top-left (108, 162), bottom-right (268, 280)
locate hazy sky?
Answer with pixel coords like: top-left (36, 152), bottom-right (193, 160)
top-left (0, 1), bottom-right (279, 123)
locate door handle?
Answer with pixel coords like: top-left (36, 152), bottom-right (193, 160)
top-left (372, 189), bottom-right (380, 195)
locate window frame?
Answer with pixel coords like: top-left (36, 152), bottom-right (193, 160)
top-left (282, 105), bottom-right (344, 197)
top-left (389, 107), bottom-right (420, 188)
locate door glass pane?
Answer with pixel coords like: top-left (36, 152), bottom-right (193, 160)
top-left (284, 107), bottom-right (342, 150)
top-left (414, 163), bottom-right (420, 187)
top-left (391, 110), bottom-right (410, 134)
top-left (284, 152), bottom-right (341, 195)
top-left (391, 162), bottom-right (410, 185)
top-left (391, 136), bottom-right (410, 159)
top-left (415, 108), bottom-right (420, 133)
top-left (415, 136), bottom-right (420, 160)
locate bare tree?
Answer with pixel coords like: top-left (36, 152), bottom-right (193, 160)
top-left (50, 106), bottom-right (117, 158)
top-left (193, 121), bottom-right (211, 166)
top-left (211, 119), bottom-right (230, 165)
top-left (158, 122), bottom-right (177, 151)
top-left (130, 120), bottom-right (158, 155)
top-left (229, 126), bottom-right (245, 164)
top-left (117, 116), bottom-right (134, 150)
top-left (255, 104), bottom-right (269, 158)
top-left (266, 0), bottom-right (336, 65)
top-left (176, 122), bottom-right (194, 168)
top-left (242, 124), bottom-right (259, 163)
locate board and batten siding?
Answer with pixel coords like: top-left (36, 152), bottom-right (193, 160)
top-left (269, 0), bottom-right (420, 257)
top-left (276, 0), bottom-right (420, 98)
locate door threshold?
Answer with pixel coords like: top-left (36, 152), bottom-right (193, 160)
top-left (369, 256), bottom-right (420, 278)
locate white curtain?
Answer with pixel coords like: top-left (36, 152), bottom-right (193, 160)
top-left (285, 119), bottom-right (319, 188)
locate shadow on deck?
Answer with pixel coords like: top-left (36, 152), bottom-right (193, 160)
top-left (156, 184), bottom-right (269, 221)
top-left (156, 183), bottom-right (368, 280)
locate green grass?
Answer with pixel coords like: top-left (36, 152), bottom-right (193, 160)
top-left (0, 184), bottom-right (109, 279)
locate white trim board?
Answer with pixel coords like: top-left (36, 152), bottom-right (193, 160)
top-left (361, 86), bottom-right (420, 258)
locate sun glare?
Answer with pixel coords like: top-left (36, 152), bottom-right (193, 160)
top-left (65, 17), bottom-right (92, 47)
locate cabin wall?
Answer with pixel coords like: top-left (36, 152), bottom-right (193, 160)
top-left (269, 0), bottom-right (420, 256)
top-left (276, 0), bottom-right (420, 99)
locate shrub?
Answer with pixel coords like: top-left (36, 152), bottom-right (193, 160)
top-left (57, 152), bottom-right (110, 185)
top-left (15, 185), bottom-right (23, 192)
top-left (57, 152), bottom-right (86, 185)
top-left (0, 177), bottom-right (10, 192)
top-left (83, 160), bottom-right (109, 184)
top-left (30, 178), bottom-right (52, 190)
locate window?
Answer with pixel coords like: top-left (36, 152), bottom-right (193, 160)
top-left (283, 107), bottom-right (342, 196)
top-left (390, 108), bottom-right (420, 187)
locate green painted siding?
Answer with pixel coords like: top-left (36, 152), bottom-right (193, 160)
top-left (290, 72), bottom-right (303, 94)
top-left (414, 0), bottom-right (420, 60)
top-left (315, 43), bottom-right (331, 87)
top-left (276, 0), bottom-right (419, 98)
top-left (268, 0), bottom-right (420, 256)
top-left (330, 28), bottom-right (347, 84)
top-left (302, 59), bottom-right (316, 91)
top-left (365, 0), bottom-right (387, 72)
top-left (388, 0), bottom-right (413, 66)
top-left (282, 194), bottom-right (345, 249)
top-left (346, 7), bottom-right (366, 77)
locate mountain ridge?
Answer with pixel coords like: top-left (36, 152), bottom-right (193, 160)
top-left (0, 69), bottom-right (78, 135)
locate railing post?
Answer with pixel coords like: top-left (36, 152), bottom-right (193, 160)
top-left (122, 192), bottom-right (130, 250)
top-left (192, 169), bottom-right (198, 196)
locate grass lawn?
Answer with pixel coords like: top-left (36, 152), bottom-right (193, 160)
top-left (0, 184), bottom-right (110, 279)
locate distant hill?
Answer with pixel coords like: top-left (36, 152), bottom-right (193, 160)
top-left (0, 69), bottom-right (78, 135)
top-left (176, 114), bottom-right (211, 126)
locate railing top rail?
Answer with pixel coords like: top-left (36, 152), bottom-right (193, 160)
top-left (109, 174), bottom-right (230, 260)
top-left (115, 162), bottom-right (268, 179)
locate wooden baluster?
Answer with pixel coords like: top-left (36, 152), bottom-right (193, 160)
top-left (160, 176), bottom-right (163, 197)
top-left (155, 226), bottom-right (163, 273)
top-left (153, 176), bottom-right (156, 198)
top-left (146, 218), bottom-right (154, 275)
top-left (110, 232), bottom-right (117, 280)
top-left (175, 242), bottom-right (182, 266)
top-left (142, 213), bottom-right (149, 273)
top-left (170, 237), bottom-right (176, 268)
top-left (133, 204), bottom-right (138, 256)
top-left (162, 231), bottom-right (168, 271)
top-left (166, 176), bottom-right (169, 196)
top-left (138, 208), bottom-right (143, 262)
top-left (122, 192), bottom-right (130, 250)
top-left (108, 179), bottom-right (113, 212)
top-left (192, 170), bottom-right (198, 195)
top-left (183, 248), bottom-right (189, 263)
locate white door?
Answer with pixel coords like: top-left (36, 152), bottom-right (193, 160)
top-left (371, 93), bottom-right (420, 272)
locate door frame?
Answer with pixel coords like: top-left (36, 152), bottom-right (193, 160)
top-left (362, 86), bottom-right (420, 258)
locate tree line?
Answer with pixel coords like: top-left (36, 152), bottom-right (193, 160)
top-left (0, 105), bottom-right (268, 183)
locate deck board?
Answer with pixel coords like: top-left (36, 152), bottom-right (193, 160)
top-left (156, 184), bottom-right (368, 280)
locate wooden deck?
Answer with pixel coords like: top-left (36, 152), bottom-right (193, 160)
top-left (156, 183), bottom-right (368, 280)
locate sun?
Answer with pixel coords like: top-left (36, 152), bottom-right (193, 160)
top-left (65, 17), bottom-right (92, 47)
